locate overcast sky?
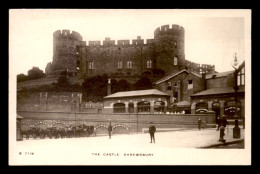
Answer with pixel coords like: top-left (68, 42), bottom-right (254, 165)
top-left (9, 9), bottom-right (250, 75)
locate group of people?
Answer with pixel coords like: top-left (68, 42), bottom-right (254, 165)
top-left (21, 124), bottom-right (96, 140)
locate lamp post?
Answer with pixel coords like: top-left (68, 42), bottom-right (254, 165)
top-left (231, 53), bottom-right (241, 138)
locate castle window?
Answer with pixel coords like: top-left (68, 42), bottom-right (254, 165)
top-left (147, 59), bottom-right (152, 69)
top-left (174, 57), bottom-right (178, 66)
top-left (167, 82), bottom-right (171, 90)
top-left (127, 59), bottom-right (132, 69)
top-left (117, 59), bottom-right (122, 69)
top-left (188, 80), bottom-right (193, 89)
top-left (89, 60), bottom-right (94, 70)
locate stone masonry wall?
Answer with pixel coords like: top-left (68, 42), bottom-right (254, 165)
top-left (18, 111), bottom-right (215, 134)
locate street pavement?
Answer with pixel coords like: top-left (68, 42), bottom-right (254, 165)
top-left (12, 126), bottom-right (246, 165)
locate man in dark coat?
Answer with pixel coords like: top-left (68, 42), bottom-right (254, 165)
top-left (222, 115), bottom-right (228, 127)
top-left (108, 122), bottom-right (113, 139)
top-left (198, 118), bottom-right (202, 130)
top-left (217, 115), bottom-right (229, 131)
top-left (149, 122), bottom-right (156, 143)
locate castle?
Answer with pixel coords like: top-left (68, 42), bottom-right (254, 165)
top-left (45, 24), bottom-right (215, 82)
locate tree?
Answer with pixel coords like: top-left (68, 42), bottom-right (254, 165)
top-left (27, 67), bottom-right (45, 80)
top-left (133, 77), bottom-right (153, 90)
top-left (17, 73), bottom-right (29, 82)
top-left (111, 79), bottom-right (131, 93)
top-left (57, 76), bottom-right (70, 87)
top-left (82, 74), bottom-right (109, 102)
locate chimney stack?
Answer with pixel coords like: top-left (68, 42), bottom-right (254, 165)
top-left (107, 79), bottom-right (111, 95)
top-left (202, 73), bottom-right (206, 90)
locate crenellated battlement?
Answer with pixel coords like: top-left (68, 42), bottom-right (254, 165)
top-left (87, 37), bottom-right (154, 47)
top-left (154, 24), bottom-right (184, 39)
top-left (53, 30), bottom-right (82, 41)
top-left (186, 60), bottom-right (215, 74)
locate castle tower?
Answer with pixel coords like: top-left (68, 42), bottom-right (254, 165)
top-left (50, 30), bottom-right (83, 76)
top-left (153, 24), bottom-right (185, 75)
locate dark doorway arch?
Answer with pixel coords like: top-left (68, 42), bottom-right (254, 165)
top-left (137, 101), bottom-right (150, 113)
top-left (212, 102), bottom-right (220, 123)
top-left (154, 101), bottom-right (165, 113)
top-left (128, 103), bottom-right (134, 113)
top-left (113, 103), bottom-right (125, 113)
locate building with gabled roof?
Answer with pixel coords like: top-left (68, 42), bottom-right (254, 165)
top-left (103, 89), bottom-right (170, 114)
top-left (190, 61), bottom-right (245, 122)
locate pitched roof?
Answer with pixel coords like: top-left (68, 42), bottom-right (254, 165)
top-left (206, 70), bottom-right (234, 79)
top-left (191, 86), bottom-right (245, 97)
top-left (176, 100), bottom-right (191, 107)
top-left (104, 89), bottom-right (169, 99)
top-left (154, 69), bottom-right (202, 85)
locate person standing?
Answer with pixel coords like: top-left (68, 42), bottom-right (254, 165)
top-left (198, 118), bottom-right (202, 130)
top-left (108, 122), bottom-right (113, 139)
top-left (149, 122), bottom-right (156, 143)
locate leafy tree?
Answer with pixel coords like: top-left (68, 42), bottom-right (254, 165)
top-left (82, 74), bottom-right (109, 102)
top-left (111, 79), bottom-right (131, 93)
top-left (27, 67), bottom-right (45, 80)
top-left (17, 73), bottom-right (29, 82)
top-left (133, 77), bottom-right (153, 90)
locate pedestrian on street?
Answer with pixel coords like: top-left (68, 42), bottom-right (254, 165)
top-left (198, 118), bottom-right (202, 130)
top-left (222, 115), bottom-right (229, 134)
top-left (222, 115), bottom-right (228, 128)
top-left (108, 122), bottom-right (113, 139)
top-left (216, 116), bottom-right (220, 131)
top-left (149, 122), bottom-right (156, 143)
top-left (217, 115), bottom-right (228, 132)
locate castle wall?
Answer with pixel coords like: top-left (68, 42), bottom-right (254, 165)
top-left (17, 92), bottom-right (82, 112)
top-left (49, 30), bottom-right (83, 75)
top-left (18, 111), bottom-right (216, 133)
top-left (46, 25), bottom-right (214, 80)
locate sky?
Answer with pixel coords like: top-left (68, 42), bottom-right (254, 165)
top-left (9, 9), bottom-right (250, 75)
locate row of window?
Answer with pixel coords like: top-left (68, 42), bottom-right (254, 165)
top-left (88, 57), bottom-right (178, 70)
top-left (237, 67), bottom-right (245, 86)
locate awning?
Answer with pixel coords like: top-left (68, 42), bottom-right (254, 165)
top-left (176, 101), bottom-right (191, 107)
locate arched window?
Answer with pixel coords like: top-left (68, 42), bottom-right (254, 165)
top-left (117, 59), bottom-right (122, 69)
top-left (127, 59), bottom-right (132, 69)
top-left (224, 101), bottom-right (241, 119)
top-left (89, 60), bottom-right (94, 70)
top-left (147, 59), bottom-right (152, 69)
top-left (154, 101), bottom-right (165, 113)
top-left (113, 103), bottom-right (125, 113)
top-left (195, 102), bottom-right (208, 113)
top-left (174, 57), bottom-right (178, 66)
top-left (137, 101), bottom-right (150, 113)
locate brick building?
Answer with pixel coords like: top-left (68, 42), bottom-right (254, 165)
top-left (190, 61), bottom-right (245, 121)
top-left (103, 89), bottom-right (170, 114)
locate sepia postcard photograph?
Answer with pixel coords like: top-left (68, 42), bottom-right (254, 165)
top-left (9, 9), bottom-right (251, 165)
